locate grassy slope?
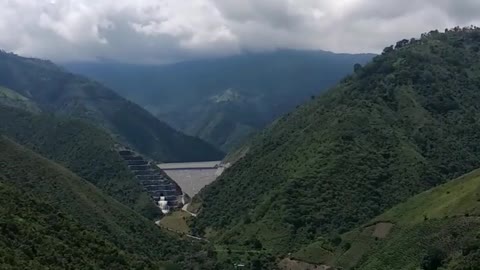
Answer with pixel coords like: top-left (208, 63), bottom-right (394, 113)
top-left (159, 211), bottom-right (192, 235)
top-left (0, 136), bottom-right (216, 269)
top-left (192, 28), bottom-right (480, 253)
top-left (295, 168), bottom-right (480, 269)
top-left (0, 86), bottom-right (40, 113)
top-left (0, 51), bottom-right (223, 162)
top-left (0, 104), bottom-right (161, 219)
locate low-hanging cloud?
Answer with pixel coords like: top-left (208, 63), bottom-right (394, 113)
top-left (2, 0), bottom-right (480, 63)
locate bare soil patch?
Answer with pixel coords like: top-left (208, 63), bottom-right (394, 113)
top-left (278, 258), bottom-right (332, 270)
top-left (371, 222), bottom-right (394, 239)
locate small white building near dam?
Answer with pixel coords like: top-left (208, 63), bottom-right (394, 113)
top-left (158, 161), bottom-right (226, 197)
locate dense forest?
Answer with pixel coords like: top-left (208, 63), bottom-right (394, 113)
top-left (0, 136), bottom-right (218, 269)
top-left (0, 104), bottom-right (160, 219)
top-left (294, 168), bottom-right (480, 269)
top-left (5, 25), bottom-right (480, 269)
top-left (66, 50), bottom-right (374, 150)
top-left (0, 51), bottom-right (278, 269)
top-left (192, 27), bottom-right (480, 254)
top-left (0, 180), bottom-right (172, 270)
top-left (0, 52), bottom-right (223, 162)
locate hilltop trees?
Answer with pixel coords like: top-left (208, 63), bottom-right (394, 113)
top-left (192, 27), bottom-right (480, 254)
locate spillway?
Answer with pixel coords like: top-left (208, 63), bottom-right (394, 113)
top-left (117, 148), bottom-right (182, 207)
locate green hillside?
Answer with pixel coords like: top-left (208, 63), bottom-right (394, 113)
top-left (0, 104), bottom-right (161, 219)
top-left (179, 93), bottom-right (259, 151)
top-left (294, 168), bottom-right (480, 269)
top-left (0, 51), bottom-right (223, 162)
top-left (192, 27), bottom-right (480, 253)
top-left (66, 50), bottom-right (374, 150)
top-left (0, 136), bottom-right (216, 269)
top-left (0, 86), bottom-right (40, 113)
top-left (0, 181), bottom-right (164, 269)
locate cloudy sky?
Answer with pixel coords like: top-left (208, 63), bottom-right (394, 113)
top-left (2, 0), bottom-right (480, 63)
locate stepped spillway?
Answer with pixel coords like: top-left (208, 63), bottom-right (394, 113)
top-left (117, 149), bottom-right (182, 207)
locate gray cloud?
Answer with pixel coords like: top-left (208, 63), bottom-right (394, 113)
top-left (1, 0), bottom-right (480, 63)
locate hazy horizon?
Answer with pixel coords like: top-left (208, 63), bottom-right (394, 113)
top-left (2, 0), bottom-right (480, 64)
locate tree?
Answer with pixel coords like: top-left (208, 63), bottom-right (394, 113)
top-left (383, 45), bottom-right (394, 54)
top-left (252, 238), bottom-right (263, 250)
top-left (421, 248), bottom-right (446, 270)
top-left (251, 259), bottom-right (262, 270)
top-left (354, 63), bottom-right (362, 73)
top-left (395, 39), bottom-right (410, 49)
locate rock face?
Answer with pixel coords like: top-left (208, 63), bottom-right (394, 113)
top-left (118, 148), bottom-right (182, 207)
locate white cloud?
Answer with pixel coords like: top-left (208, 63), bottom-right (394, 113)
top-left (1, 0), bottom-right (480, 63)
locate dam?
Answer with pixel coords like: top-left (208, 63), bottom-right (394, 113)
top-left (117, 147), bottom-right (183, 209)
top-left (158, 161), bottom-right (227, 197)
top-left (116, 144), bottom-right (227, 213)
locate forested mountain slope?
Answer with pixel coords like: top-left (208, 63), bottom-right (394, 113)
top-left (66, 50), bottom-right (374, 150)
top-left (0, 104), bottom-right (160, 219)
top-left (0, 136), bottom-right (216, 269)
top-left (0, 85), bottom-right (40, 113)
top-left (192, 27), bottom-right (480, 253)
top-left (0, 181), bottom-right (160, 270)
top-left (294, 168), bottom-right (480, 269)
top-left (0, 51), bottom-right (223, 162)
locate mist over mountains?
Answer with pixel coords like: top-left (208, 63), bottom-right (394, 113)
top-left (66, 49), bottom-right (374, 150)
top-left (3, 1), bottom-right (480, 269)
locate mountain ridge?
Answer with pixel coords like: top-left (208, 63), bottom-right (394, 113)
top-left (0, 104), bottom-right (162, 219)
top-left (65, 49), bottom-right (374, 150)
top-left (191, 27), bottom-right (480, 254)
top-left (0, 135), bottom-right (216, 269)
top-left (0, 50), bottom-right (223, 162)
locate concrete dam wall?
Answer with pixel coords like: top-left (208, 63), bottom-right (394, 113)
top-left (158, 161), bottom-right (226, 197)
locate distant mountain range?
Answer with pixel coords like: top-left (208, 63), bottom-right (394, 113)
top-left (65, 49), bottom-right (374, 150)
top-left (0, 51), bottom-right (224, 162)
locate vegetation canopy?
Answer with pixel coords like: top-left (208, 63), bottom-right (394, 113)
top-left (0, 136), bottom-right (218, 269)
top-left (192, 26), bottom-right (480, 254)
top-left (0, 51), bottom-right (224, 162)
